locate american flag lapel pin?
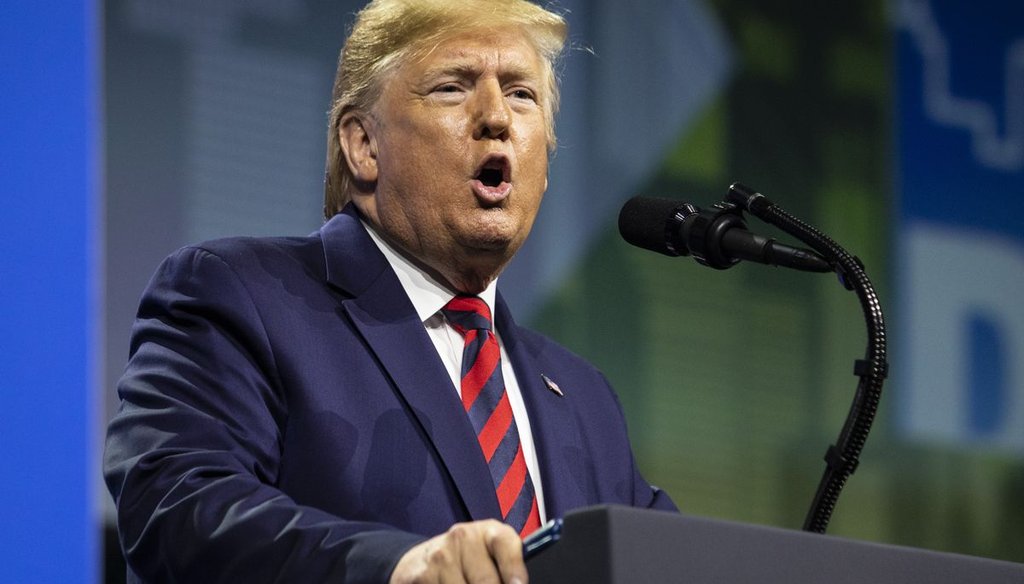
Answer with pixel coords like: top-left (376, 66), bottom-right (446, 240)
top-left (540, 374), bottom-right (564, 397)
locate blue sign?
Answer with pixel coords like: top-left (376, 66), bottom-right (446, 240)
top-left (895, 0), bottom-right (1024, 452)
top-left (0, 1), bottom-right (100, 581)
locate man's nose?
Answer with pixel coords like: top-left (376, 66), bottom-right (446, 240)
top-left (472, 80), bottom-right (511, 141)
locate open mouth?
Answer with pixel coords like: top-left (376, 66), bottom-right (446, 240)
top-left (475, 155), bottom-right (511, 188)
top-left (479, 167), bottom-right (504, 187)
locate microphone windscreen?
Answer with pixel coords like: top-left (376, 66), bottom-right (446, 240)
top-left (618, 196), bottom-right (685, 256)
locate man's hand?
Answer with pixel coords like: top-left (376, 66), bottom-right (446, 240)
top-left (389, 519), bottom-right (528, 584)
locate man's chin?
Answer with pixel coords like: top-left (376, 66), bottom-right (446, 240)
top-left (462, 212), bottom-right (534, 248)
top-left (458, 231), bottom-right (523, 257)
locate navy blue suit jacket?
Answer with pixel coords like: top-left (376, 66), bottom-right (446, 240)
top-left (104, 205), bottom-right (676, 583)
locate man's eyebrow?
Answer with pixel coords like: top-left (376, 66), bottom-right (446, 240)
top-left (499, 62), bottom-right (543, 84)
top-left (420, 61), bottom-right (481, 80)
top-left (419, 58), bottom-right (541, 84)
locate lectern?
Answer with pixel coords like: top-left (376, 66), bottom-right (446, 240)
top-left (527, 506), bottom-right (1024, 583)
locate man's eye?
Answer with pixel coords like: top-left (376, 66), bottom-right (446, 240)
top-left (509, 89), bottom-right (537, 102)
top-left (434, 84), bottom-right (462, 93)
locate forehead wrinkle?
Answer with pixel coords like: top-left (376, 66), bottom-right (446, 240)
top-left (420, 60), bottom-right (484, 82)
top-left (418, 37), bottom-right (543, 82)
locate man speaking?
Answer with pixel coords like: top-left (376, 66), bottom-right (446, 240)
top-left (104, 0), bottom-right (677, 582)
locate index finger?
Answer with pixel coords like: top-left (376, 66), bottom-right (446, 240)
top-left (484, 522), bottom-right (528, 584)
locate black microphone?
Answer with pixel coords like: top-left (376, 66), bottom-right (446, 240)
top-left (618, 196), bottom-right (832, 272)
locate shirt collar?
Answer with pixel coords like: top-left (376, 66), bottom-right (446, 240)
top-left (361, 220), bottom-right (498, 323)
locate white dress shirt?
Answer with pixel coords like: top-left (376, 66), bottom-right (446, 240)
top-left (362, 221), bottom-right (547, 524)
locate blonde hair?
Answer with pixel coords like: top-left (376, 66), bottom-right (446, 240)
top-left (323, 0), bottom-right (568, 218)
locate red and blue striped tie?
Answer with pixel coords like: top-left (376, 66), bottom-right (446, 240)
top-left (442, 295), bottom-right (541, 538)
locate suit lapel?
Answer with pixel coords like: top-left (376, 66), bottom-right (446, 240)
top-left (319, 208), bottom-right (502, 522)
top-left (495, 295), bottom-right (587, 519)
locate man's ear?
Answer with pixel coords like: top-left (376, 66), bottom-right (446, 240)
top-left (338, 111), bottom-right (378, 185)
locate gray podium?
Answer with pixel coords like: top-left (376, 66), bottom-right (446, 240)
top-left (527, 506), bottom-right (1024, 583)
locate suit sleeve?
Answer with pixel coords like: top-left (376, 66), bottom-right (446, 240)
top-left (103, 246), bottom-right (424, 583)
top-left (636, 471), bottom-right (679, 512)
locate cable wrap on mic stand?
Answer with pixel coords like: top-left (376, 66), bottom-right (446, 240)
top-left (726, 183), bottom-right (888, 534)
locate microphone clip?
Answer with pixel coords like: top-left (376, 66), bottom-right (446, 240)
top-left (678, 202), bottom-right (747, 270)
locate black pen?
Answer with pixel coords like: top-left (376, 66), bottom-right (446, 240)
top-left (522, 518), bottom-right (563, 560)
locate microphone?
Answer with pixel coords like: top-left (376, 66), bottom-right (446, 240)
top-left (618, 196), bottom-right (832, 272)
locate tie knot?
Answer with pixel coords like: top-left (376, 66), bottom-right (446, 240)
top-left (442, 295), bottom-right (493, 335)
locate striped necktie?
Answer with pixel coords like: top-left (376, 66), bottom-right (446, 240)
top-left (442, 295), bottom-right (541, 537)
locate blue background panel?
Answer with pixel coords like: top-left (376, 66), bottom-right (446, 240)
top-left (896, 0), bottom-right (1024, 453)
top-left (0, 1), bottom-right (100, 582)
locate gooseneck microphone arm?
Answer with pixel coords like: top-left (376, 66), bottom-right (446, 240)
top-left (726, 182), bottom-right (888, 534)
